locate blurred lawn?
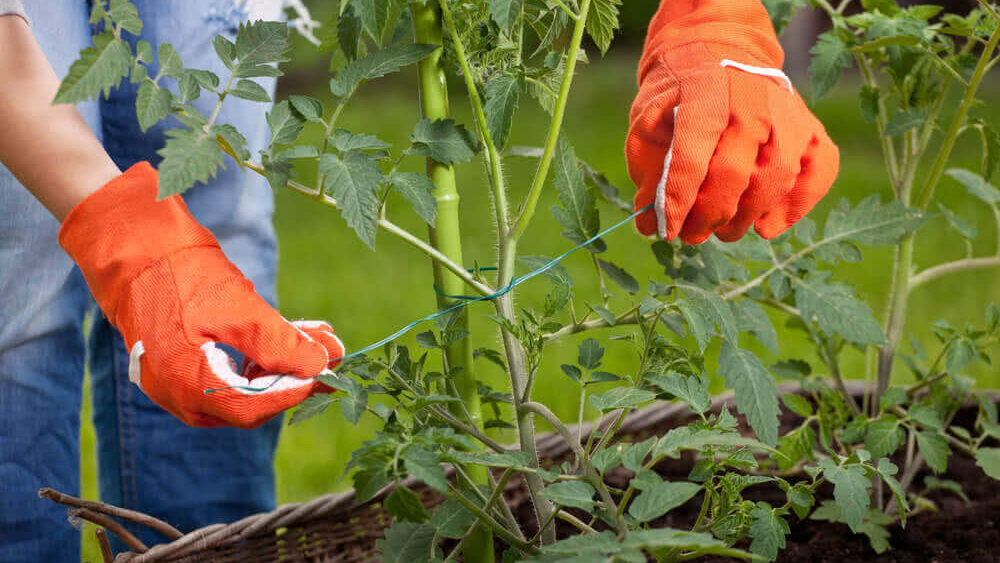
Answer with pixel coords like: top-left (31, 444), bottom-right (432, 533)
top-left (80, 50), bottom-right (1000, 560)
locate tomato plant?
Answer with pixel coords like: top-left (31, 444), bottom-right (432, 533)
top-left (60, 0), bottom-right (1000, 561)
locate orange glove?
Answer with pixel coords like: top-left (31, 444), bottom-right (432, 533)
top-left (626, 0), bottom-right (839, 244)
top-left (59, 162), bottom-right (344, 429)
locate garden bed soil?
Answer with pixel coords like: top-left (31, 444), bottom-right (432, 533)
top-left (501, 395), bottom-right (1000, 562)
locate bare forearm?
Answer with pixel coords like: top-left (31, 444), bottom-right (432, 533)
top-left (0, 15), bottom-right (120, 220)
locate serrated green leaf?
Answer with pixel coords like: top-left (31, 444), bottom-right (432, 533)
top-left (108, 0), bottom-right (142, 35)
top-left (332, 43), bottom-right (439, 97)
top-left (917, 431), bottom-right (950, 473)
top-left (429, 498), bottom-right (476, 539)
top-left (551, 137), bottom-right (605, 252)
top-left (937, 203), bottom-right (978, 240)
top-left (402, 446), bottom-right (448, 492)
top-left (54, 33), bottom-right (131, 104)
top-left (718, 342), bottom-right (780, 447)
top-left (762, 0), bottom-right (807, 34)
top-left (590, 387), bottom-right (655, 412)
top-left (229, 78), bottom-right (271, 102)
top-left (213, 34), bottom-right (236, 68)
top-left (976, 447), bottom-right (1000, 479)
top-left (885, 108), bottom-right (927, 136)
top-left (818, 459), bottom-right (871, 532)
top-left (354, 0), bottom-right (390, 42)
top-left (792, 273), bottom-right (885, 345)
top-left (647, 372), bottom-right (711, 414)
top-left (388, 172), bottom-right (437, 226)
top-left (267, 100), bottom-right (305, 145)
top-left (215, 123), bottom-right (250, 162)
top-left (156, 128), bottom-right (225, 198)
top-left (654, 427), bottom-right (775, 460)
top-left (622, 438), bottom-right (656, 473)
top-left (489, 0), bottom-right (523, 30)
top-left (590, 305), bottom-right (616, 326)
top-left (734, 299), bottom-right (779, 354)
top-left (628, 481), bottom-right (701, 523)
top-left (289, 393), bottom-right (336, 425)
top-left (946, 168), bottom-right (1000, 204)
top-left (407, 118), bottom-right (480, 165)
top-left (384, 486), bottom-right (430, 523)
top-left (235, 20), bottom-right (290, 67)
top-left (875, 458), bottom-right (908, 524)
top-left (859, 85), bottom-right (880, 123)
top-left (578, 338), bottom-right (604, 370)
top-left (484, 74), bottom-right (521, 149)
top-left (319, 151), bottom-right (383, 249)
top-left (782, 394), bottom-right (814, 417)
top-left (586, 0), bottom-right (622, 54)
top-left (865, 417), bottom-right (905, 458)
top-left (908, 404), bottom-right (943, 431)
top-left (375, 522), bottom-right (438, 563)
top-left (288, 94), bottom-right (324, 122)
top-left (823, 196), bottom-right (927, 246)
top-left (135, 82), bottom-right (173, 132)
top-left (330, 129), bottom-right (391, 152)
top-left (777, 424), bottom-right (816, 471)
top-left (749, 503), bottom-right (789, 562)
top-left (541, 481), bottom-right (596, 511)
top-left (947, 336), bottom-right (977, 373)
top-left (157, 42), bottom-right (183, 77)
top-left (678, 284), bottom-right (738, 344)
top-left (597, 259), bottom-right (639, 294)
top-left (809, 31), bottom-right (853, 101)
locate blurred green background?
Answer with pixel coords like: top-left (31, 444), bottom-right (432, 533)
top-left (78, 3), bottom-right (1000, 560)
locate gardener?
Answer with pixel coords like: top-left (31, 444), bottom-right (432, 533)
top-left (0, 0), bottom-right (837, 561)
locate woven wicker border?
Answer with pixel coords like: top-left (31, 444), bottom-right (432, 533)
top-left (48, 383), bottom-right (896, 561)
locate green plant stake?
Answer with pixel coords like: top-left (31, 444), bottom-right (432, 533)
top-left (410, 4), bottom-right (493, 562)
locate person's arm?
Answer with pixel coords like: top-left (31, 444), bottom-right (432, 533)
top-left (0, 14), bottom-right (120, 220)
top-left (0, 14), bottom-right (346, 429)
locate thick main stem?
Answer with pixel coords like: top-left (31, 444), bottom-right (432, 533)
top-left (876, 24), bottom-right (1000, 403)
top-left (411, 4), bottom-right (492, 562)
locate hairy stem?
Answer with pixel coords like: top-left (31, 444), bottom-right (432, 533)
top-left (909, 256), bottom-right (1000, 289)
top-left (509, 0), bottom-right (593, 242)
top-left (915, 22), bottom-right (1000, 209)
top-left (520, 401), bottom-right (628, 537)
top-left (436, 0), bottom-right (510, 236)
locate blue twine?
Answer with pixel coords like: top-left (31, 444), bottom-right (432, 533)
top-left (205, 204), bottom-right (654, 394)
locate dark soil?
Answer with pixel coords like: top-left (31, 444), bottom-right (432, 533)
top-left (500, 401), bottom-right (1000, 562)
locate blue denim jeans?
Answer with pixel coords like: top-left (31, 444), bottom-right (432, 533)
top-left (0, 2), bottom-right (285, 560)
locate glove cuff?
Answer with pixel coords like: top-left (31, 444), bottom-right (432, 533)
top-left (638, 0), bottom-right (784, 84)
top-left (58, 161), bottom-right (219, 320)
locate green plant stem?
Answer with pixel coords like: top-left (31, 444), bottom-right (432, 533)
top-left (448, 484), bottom-right (539, 556)
top-left (856, 56), bottom-right (900, 192)
top-left (205, 73), bottom-right (236, 131)
top-left (411, 5), bottom-right (491, 562)
top-left (509, 0), bottom-right (593, 242)
top-left (543, 306), bottom-right (642, 341)
top-left (519, 401), bottom-right (628, 537)
top-left (435, 0), bottom-right (510, 237)
top-left (878, 22), bottom-right (1000, 403)
top-left (915, 22), bottom-right (1000, 209)
top-left (909, 256), bottom-right (1000, 288)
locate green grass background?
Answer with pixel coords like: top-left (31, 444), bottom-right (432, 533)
top-left (78, 48), bottom-right (1000, 560)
